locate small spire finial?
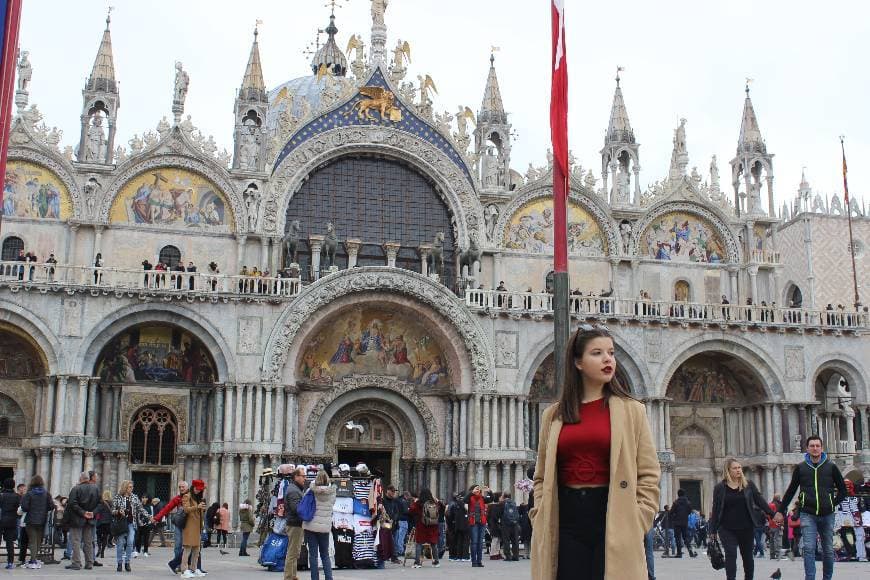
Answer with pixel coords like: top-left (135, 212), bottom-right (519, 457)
top-left (106, 5), bottom-right (114, 27)
top-left (490, 46), bottom-right (499, 66)
top-left (616, 65), bottom-right (625, 87)
top-left (254, 19), bottom-right (262, 38)
top-left (745, 77), bottom-right (753, 95)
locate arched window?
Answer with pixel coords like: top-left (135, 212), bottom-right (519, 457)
top-left (130, 406), bottom-right (177, 466)
top-left (1, 237), bottom-right (24, 261)
top-left (158, 245), bottom-right (181, 268)
top-left (0, 417), bottom-right (9, 436)
top-left (674, 280), bottom-right (690, 302)
top-left (786, 285), bottom-right (803, 308)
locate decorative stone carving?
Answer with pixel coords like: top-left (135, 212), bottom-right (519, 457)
top-left (302, 375), bottom-right (441, 457)
top-left (628, 201), bottom-right (740, 263)
top-left (262, 267), bottom-right (494, 391)
top-left (783, 346), bottom-right (805, 380)
top-left (494, 330), bottom-right (518, 369)
top-left (120, 391), bottom-right (188, 442)
top-left (237, 317), bottom-right (262, 355)
top-left (266, 126), bottom-right (482, 247)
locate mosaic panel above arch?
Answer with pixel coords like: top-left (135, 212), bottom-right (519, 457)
top-left (109, 168), bottom-right (234, 232)
top-left (298, 305), bottom-right (452, 389)
top-left (666, 353), bottom-right (765, 404)
top-left (94, 323), bottom-right (217, 386)
top-left (503, 197), bottom-right (606, 256)
top-left (640, 211), bottom-right (727, 263)
top-left (0, 323), bottom-right (47, 378)
top-left (2, 161), bottom-right (72, 220)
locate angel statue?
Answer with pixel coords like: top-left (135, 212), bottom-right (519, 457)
top-left (17, 50), bottom-right (32, 92)
top-left (173, 61), bottom-right (189, 106)
top-left (371, 0), bottom-right (388, 27)
top-left (455, 106), bottom-right (475, 138)
top-left (392, 40), bottom-right (411, 69)
top-left (417, 74), bottom-right (437, 105)
top-left (346, 34), bottom-right (365, 62)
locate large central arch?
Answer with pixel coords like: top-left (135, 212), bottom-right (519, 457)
top-left (262, 267), bottom-right (495, 391)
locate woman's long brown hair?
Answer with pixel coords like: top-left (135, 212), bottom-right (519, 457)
top-left (557, 325), bottom-right (633, 424)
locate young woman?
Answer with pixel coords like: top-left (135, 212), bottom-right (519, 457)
top-left (94, 490), bottom-right (113, 559)
top-left (0, 478), bottom-right (20, 569)
top-left (708, 458), bottom-right (781, 580)
top-left (181, 480), bottom-right (207, 579)
top-left (215, 503), bottom-right (230, 548)
top-left (238, 500), bottom-right (255, 557)
top-left (408, 489), bottom-right (442, 568)
top-left (466, 485), bottom-right (487, 567)
top-left (302, 470), bottom-right (337, 580)
top-left (112, 480), bottom-right (148, 572)
top-left (531, 325), bottom-right (660, 580)
top-left (20, 475), bottom-right (54, 569)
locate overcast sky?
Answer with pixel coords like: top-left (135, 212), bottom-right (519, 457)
top-left (19, 0), bottom-right (869, 210)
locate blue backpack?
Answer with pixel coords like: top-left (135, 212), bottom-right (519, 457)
top-left (298, 490), bottom-right (316, 522)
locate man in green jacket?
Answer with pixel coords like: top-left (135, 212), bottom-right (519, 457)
top-left (778, 436), bottom-right (848, 580)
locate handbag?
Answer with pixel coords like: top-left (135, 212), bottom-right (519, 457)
top-left (298, 490), bottom-right (316, 523)
top-left (708, 537), bottom-right (725, 570)
top-left (110, 516), bottom-right (128, 538)
top-left (171, 509), bottom-right (188, 530)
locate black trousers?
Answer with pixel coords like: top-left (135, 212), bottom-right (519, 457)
top-left (673, 524), bottom-right (693, 554)
top-left (557, 487), bottom-right (608, 580)
top-left (451, 529), bottom-right (469, 559)
top-left (718, 527), bottom-right (754, 580)
top-left (501, 524), bottom-right (519, 559)
top-left (2, 526), bottom-right (15, 564)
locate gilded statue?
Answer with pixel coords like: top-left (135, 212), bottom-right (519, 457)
top-left (354, 86), bottom-right (402, 122)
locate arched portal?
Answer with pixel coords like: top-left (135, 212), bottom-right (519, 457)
top-left (129, 404), bottom-right (178, 502)
top-left (667, 351), bottom-right (770, 506)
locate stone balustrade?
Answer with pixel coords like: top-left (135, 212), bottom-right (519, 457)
top-left (464, 288), bottom-right (870, 330)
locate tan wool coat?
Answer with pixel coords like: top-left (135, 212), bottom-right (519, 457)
top-left (530, 396), bottom-right (661, 580)
top-left (181, 493), bottom-right (205, 547)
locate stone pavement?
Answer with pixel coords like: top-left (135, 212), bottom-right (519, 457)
top-left (10, 546), bottom-right (867, 579)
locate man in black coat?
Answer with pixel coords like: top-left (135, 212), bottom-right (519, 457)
top-left (66, 472), bottom-right (101, 570)
top-left (670, 489), bottom-right (697, 558)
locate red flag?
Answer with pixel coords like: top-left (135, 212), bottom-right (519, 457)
top-left (550, 0), bottom-right (568, 272)
top-left (0, 0), bottom-right (25, 228)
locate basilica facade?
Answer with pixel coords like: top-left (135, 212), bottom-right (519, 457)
top-left (0, 6), bottom-right (868, 525)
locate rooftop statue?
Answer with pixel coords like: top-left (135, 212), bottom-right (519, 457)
top-left (371, 0), bottom-right (388, 27)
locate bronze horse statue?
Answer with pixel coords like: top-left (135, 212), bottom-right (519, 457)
top-left (322, 221), bottom-right (338, 268)
top-left (458, 236), bottom-right (482, 278)
top-left (282, 220), bottom-right (301, 267)
top-left (427, 232), bottom-right (445, 276)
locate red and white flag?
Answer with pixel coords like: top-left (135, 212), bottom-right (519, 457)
top-left (550, 0), bottom-right (568, 272)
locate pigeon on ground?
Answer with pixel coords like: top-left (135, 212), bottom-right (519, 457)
top-left (770, 568), bottom-right (781, 579)
top-left (219, 550), bottom-right (229, 556)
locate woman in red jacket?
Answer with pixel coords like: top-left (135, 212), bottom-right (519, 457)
top-left (466, 485), bottom-right (488, 567)
top-left (408, 489), bottom-right (442, 568)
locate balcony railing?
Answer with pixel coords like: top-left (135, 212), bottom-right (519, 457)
top-left (464, 289), bottom-right (870, 329)
top-left (0, 261), bottom-right (302, 298)
top-left (751, 249), bottom-right (781, 264)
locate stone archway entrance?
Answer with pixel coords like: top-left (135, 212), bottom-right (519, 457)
top-left (335, 412), bottom-right (399, 483)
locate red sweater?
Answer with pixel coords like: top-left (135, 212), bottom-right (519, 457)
top-left (557, 398), bottom-right (611, 486)
top-left (467, 494), bottom-right (488, 526)
top-left (153, 494), bottom-right (183, 523)
top-left (409, 500), bottom-right (441, 544)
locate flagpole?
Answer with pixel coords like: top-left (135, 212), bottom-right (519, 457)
top-left (0, 0), bottom-right (25, 236)
top-left (551, 1), bottom-right (570, 393)
top-left (839, 136), bottom-right (860, 311)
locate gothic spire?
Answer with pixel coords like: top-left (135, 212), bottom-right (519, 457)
top-left (738, 82), bottom-right (765, 153)
top-left (479, 54), bottom-right (506, 125)
top-left (605, 68), bottom-right (634, 144)
top-left (240, 24), bottom-right (267, 102)
top-left (87, 11), bottom-right (117, 93)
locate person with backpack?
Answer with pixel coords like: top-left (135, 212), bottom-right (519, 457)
top-left (500, 492), bottom-right (521, 561)
top-left (302, 470), bottom-right (336, 580)
top-left (670, 489), bottom-right (696, 558)
top-left (19, 475), bottom-right (54, 569)
top-left (203, 502), bottom-right (219, 548)
top-left (238, 501), bottom-right (256, 557)
top-left (408, 488), bottom-right (442, 568)
top-left (282, 467), bottom-right (307, 580)
top-left (487, 493), bottom-right (504, 560)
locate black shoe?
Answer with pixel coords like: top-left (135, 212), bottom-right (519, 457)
top-left (125, 562), bottom-right (131, 572)
top-left (117, 563), bottom-right (123, 572)
top-left (65, 564), bottom-right (82, 570)
top-left (93, 561), bottom-right (104, 567)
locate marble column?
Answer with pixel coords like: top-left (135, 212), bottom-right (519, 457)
top-left (764, 467), bottom-right (775, 500)
top-left (444, 399), bottom-right (454, 456)
top-left (345, 239), bottom-right (362, 269)
top-left (176, 455), bottom-right (186, 485)
top-left (773, 404), bottom-right (784, 454)
top-left (239, 454), bottom-right (251, 522)
top-left (223, 384), bottom-right (234, 440)
top-left (254, 455), bottom-right (264, 495)
top-left (65, 224), bottom-right (79, 265)
top-left (234, 385), bottom-right (245, 440)
top-left (459, 397), bottom-right (468, 455)
top-left (37, 449), bottom-right (49, 482)
top-left (663, 401), bottom-right (672, 451)
top-left (272, 385), bottom-right (284, 445)
top-left (508, 396), bottom-right (517, 449)
top-left (236, 234), bottom-right (248, 273)
top-left (451, 399), bottom-right (460, 456)
top-left (456, 462), bottom-right (468, 494)
top-left (471, 394), bottom-right (481, 449)
top-left (383, 242), bottom-right (401, 268)
top-left (49, 449), bottom-right (63, 496)
top-left (475, 462), bottom-right (485, 488)
top-left (111, 386), bottom-right (121, 439)
top-left (309, 237), bottom-right (323, 280)
top-left (222, 454), bottom-right (236, 507)
top-left (728, 267), bottom-right (739, 304)
top-left (737, 409), bottom-right (745, 455)
top-left (859, 406), bottom-right (870, 450)
top-left (491, 397), bottom-right (500, 448)
top-left (74, 376), bottom-right (88, 435)
top-left (501, 462), bottom-right (512, 492)
top-left (417, 245), bottom-right (431, 276)
top-left (522, 399), bottom-right (530, 449)
top-left (656, 400), bottom-right (666, 450)
top-left (499, 397), bottom-right (507, 450)
top-left (253, 384), bottom-right (263, 442)
top-left (482, 396), bottom-right (491, 448)
top-left (748, 265), bottom-right (759, 304)
top-left (54, 375), bottom-right (69, 433)
top-left (117, 455), bottom-right (129, 482)
top-left (100, 453), bottom-right (112, 492)
top-left (208, 455), bottom-right (220, 501)
top-left (263, 385), bottom-right (275, 443)
top-left (259, 237), bottom-right (269, 273)
top-left (285, 388), bottom-right (297, 451)
top-left (270, 237), bottom-right (282, 275)
top-left (83, 450), bottom-right (94, 473)
top-left (85, 378), bottom-right (99, 437)
top-left (514, 463), bottom-right (526, 502)
top-left (413, 462), bottom-right (424, 493)
top-left (764, 404), bottom-right (774, 453)
top-left (429, 461), bottom-right (439, 493)
top-left (488, 462), bottom-right (498, 491)
top-left (42, 377), bottom-right (56, 434)
top-left (213, 386), bottom-right (225, 441)
top-left (244, 384), bottom-right (254, 441)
